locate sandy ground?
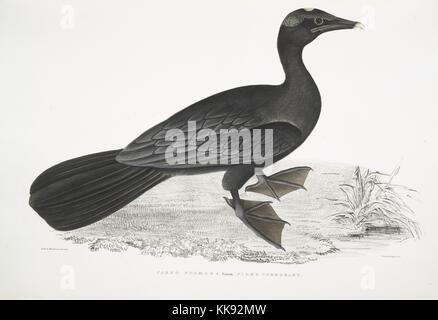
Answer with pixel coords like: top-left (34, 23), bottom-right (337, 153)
top-left (61, 160), bottom-right (410, 264)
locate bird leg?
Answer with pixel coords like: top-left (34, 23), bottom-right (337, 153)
top-left (224, 190), bottom-right (289, 250)
top-left (245, 166), bottom-right (312, 200)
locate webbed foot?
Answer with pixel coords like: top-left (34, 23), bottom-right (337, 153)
top-left (224, 197), bottom-right (289, 250)
top-left (245, 166), bottom-right (312, 200)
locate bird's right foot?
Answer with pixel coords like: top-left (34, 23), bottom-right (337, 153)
top-left (223, 197), bottom-right (289, 250)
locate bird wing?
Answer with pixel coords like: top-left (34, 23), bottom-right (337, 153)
top-left (116, 87), bottom-right (302, 168)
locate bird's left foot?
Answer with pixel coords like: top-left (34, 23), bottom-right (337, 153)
top-left (245, 166), bottom-right (312, 200)
top-left (223, 197), bottom-right (289, 250)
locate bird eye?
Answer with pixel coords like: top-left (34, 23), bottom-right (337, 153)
top-left (314, 17), bottom-right (324, 25)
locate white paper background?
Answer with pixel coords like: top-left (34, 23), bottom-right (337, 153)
top-left (0, 0), bottom-right (437, 299)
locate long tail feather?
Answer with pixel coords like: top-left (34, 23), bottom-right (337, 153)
top-left (29, 149), bottom-right (169, 231)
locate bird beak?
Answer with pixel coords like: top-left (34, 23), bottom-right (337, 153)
top-left (311, 17), bottom-right (364, 34)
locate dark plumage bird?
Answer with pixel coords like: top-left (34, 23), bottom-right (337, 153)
top-left (29, 9), bottom-right (362, 250)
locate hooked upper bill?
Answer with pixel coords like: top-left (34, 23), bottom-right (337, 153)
top-left (354, 22), bottom-right (365, 29)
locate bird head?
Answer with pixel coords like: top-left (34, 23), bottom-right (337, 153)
top-left (279, 8), bottom-right (363, 47)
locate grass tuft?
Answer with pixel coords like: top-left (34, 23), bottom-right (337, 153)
top-left (330, 166), bottom-right (420, 238)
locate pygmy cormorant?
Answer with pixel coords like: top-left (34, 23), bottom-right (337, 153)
top-left (29, 9), bottom-right (363, 250)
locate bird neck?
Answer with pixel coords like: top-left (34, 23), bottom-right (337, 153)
top-left (277, 42), bottom-right (308, 85)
